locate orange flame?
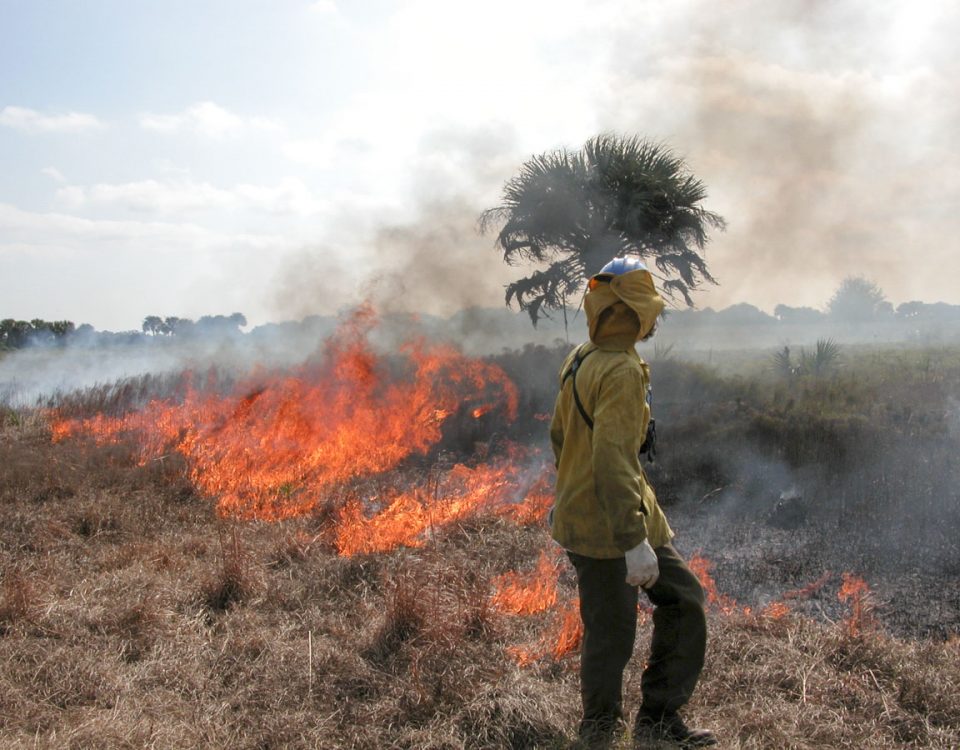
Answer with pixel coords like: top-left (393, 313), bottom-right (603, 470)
top-left (551, 598), bottom-right (583, 660)
top-left (782, 572), bottom-right (832, 600)
top-left (500, 469), bottom-right (554, 525)
top-left (491, 550), bottom-right (559, 615)
top-left (838, 572), bottom-right (874, 637)
top-left (50, 306), bottom-right (520, 522)
top-left (761, 601), bottom-right (790, 620)
top-left (755, 572), bottom-right (833, 621)
top-left (334, 459), bottom-right (552, 556)
top-left (687, 554), bottom-right (738, 615)
top-left (507, 596), bottom-right (583, 666)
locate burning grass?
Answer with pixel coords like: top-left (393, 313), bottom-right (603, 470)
top-left (4, 324), bottom-right (960, 746)
top-left (2, 416), bottom-right (959, 748)
top-left (48, 304), bottom-right (520, 521)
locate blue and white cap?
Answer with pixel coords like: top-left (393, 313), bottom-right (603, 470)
top-left (598, 257), bottom-right (648, 276)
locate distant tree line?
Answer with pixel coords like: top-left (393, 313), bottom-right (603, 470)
top-left (141, 313), bottom-right (247, 336)
top-left (671, 276), bottom-right (960, 327)
top-left (4, 276), bottom-right (960, 354)
top-left (0, 313), bottom-right (247, 351)
top-left (0, 319), bottom-right (94, 350)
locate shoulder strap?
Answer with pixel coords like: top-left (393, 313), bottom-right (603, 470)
top-left (562, 345), bottom-right (597, 430)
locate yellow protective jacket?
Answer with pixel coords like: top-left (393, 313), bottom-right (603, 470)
top-left (549, 268), bottom-right (674, 558)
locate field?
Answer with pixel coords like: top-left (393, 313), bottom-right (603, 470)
top-left (1, 337), bottom-right (959, 748)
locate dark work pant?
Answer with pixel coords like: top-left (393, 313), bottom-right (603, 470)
top-left (567, 544), bottom-right (707, 730)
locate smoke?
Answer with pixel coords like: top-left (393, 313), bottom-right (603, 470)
top-left (268, 124), bottom-right (532, 343)
top-left (640, 351), bottom-right (960, 637)
top-left (593, 0), bottom-right (960, 312)
top-left (366, 197), bottom-right (513, 318)
top-left (271, 0), bottom-right (960, 328)
top-left (0, 319), bottom-right (338, 408)
top-left (270, 245), bottom-right (357, 324)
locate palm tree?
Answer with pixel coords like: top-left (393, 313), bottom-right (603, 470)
top-left (480, 134), bottom-right (725, 324)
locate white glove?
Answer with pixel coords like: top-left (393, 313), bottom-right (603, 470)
top-left (625, 539), bottom-right (659, 588)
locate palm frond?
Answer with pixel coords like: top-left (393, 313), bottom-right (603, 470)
top-left (482, 133), bottom-right (725, 323)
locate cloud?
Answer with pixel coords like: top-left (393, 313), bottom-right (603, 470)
top-left (307, 0), bottom-right (338, 14)
top-left (0, 202), bottom-right (292, 329)
top-left (56, 177), bottom-right (328, 217)
top-left (139, 101), bottom-right (281, 138)
top-left (0, 106), bottom-right (103, 133)
top-left (280, 138), bottom-right (338, 169)
top-left (0, 202), bottom-right (275, 250)
top-left (41, 167), bottom-right (67, 184)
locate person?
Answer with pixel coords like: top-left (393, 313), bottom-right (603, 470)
top-left (549, 257), bottom-right (716, 748)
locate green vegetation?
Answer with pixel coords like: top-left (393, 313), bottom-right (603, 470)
top-left (772, 338), bottom-right (841, 377)
top-left (0, 318), bottom-right (85, 350)
top-left (0, 313), bottom-right (248, 352)
top-left (481, 134), bottom-right (724, 324)
top-left (142, 313), bottom-right (247, 336)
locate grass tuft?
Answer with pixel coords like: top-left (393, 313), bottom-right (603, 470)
top-left (200, 526), bottom-right (259, 613)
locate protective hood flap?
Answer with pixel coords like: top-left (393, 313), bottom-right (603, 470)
top-left (584, 268), bottom-right (665, 345)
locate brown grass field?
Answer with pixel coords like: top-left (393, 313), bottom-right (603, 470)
top-left (2, 404), bottom-right (959, 749)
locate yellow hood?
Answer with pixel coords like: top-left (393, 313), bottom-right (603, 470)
top-left (584, 268), bottom-right (665, 348)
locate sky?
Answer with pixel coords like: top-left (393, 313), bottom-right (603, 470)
top-left (1, 0), bottom-right (958, 331)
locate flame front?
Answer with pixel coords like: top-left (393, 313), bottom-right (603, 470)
top-left (688, 554), bottom-right (739, 616)
top-left (491, 550), bottom-right (559, 615)
top-left (507, 596), bottom-right (583, 666)
top-left (761, 601), bottom-right (790, 619)
top-left (49, 312), bottom-right (881, 666)
top-left (52, 306), bottom-right (521, 521)
top-left (335, 459), bottom-right (547, 556)
top-left (783, 572), bottom-right (832, 601)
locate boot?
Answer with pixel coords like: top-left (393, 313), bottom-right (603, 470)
top-left (577, 716), bottom-right (627, 749)
top-left (633, 709), bottom-right (717, 747)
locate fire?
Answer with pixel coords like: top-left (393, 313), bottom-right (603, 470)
top-left (838, 572), bottom-right (875, 637)
top-left (761, 601), bottom-right (790, 620)
top-left (48, 304), bottom-right (883, 665)
top-left (507, 595), bottom-right (583, 666)
top-left (499, 469), bottom-right (553, 525)
top-left (550, 598), bottom-right (583, 659)
top-left (51, 305), bottom-right (520, 521)
top-left (687, 554), bottom-right (738, 615)
top-left (491, 550), bottom-right (559, 615)
top-left (334, 459), bottom-right (548, 556)
top-left (752, 572), bottom-right (833, 621)
top-left (783, 572), bottom-right (832, 600)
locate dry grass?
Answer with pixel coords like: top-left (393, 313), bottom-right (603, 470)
top-left (1, 416), bottom-right (958, 749)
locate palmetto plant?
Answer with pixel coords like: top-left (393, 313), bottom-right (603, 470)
top-left (772, 345), bottom-right (796, 377)
top-left (480, 134), bottom-right (725, 324)
top-left (773, 339), bottom-right (841, 377)
top-left (801, 338), bottom-right (842, 376)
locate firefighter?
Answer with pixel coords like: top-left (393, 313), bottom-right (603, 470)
top-left (549, 257), bottom-right (716, 748)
